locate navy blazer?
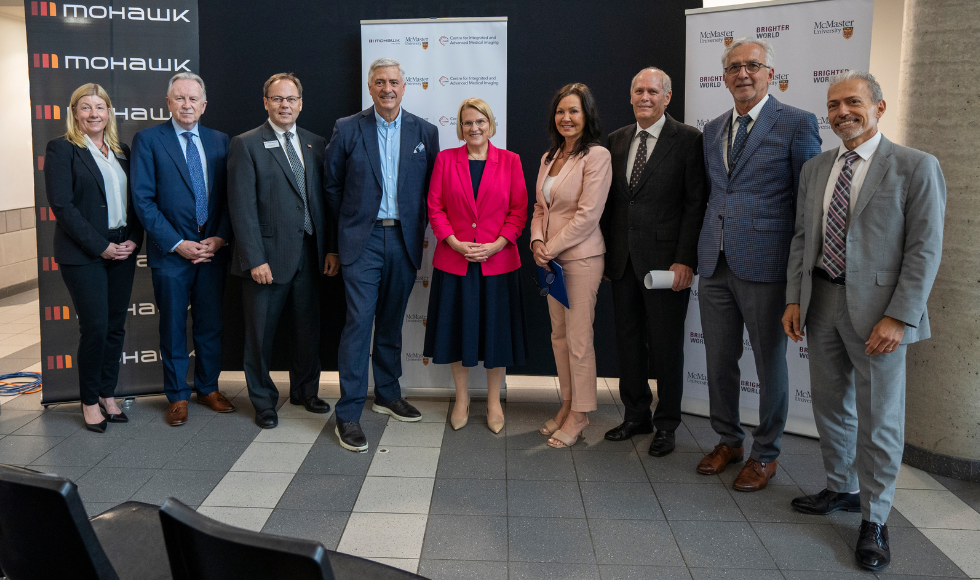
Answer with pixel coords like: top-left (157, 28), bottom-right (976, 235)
top-left (697, 96), bottom-right (821, 283)
top-left (131, 120), bottom-right (232, 268)
top-left (323, 107), bottom-right (439, 270)
top-left (44, 137), bottom-right (144, 266)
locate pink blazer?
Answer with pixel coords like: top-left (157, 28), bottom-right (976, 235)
top-left (428, 142), bottom-right (527, 276)
top-left (530, 145), bottom-right (612, 260)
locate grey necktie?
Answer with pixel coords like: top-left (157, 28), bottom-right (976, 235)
top-left (284, 131), bottom-right (313, 235)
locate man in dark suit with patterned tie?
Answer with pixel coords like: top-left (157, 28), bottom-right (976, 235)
top-left (696, 39), bottom-right (821, 491)
top-left (600, 68), bottom-right (708, 456)
top-left (227, 73), bottom-right (332, 429)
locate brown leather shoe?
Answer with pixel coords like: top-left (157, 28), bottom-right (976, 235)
top-left (732, 458), bottom-right (778, 492)
top-left (166, 401), bottom-right (189, 426)
top-left (696, 444), bottom-right (745, 475)
top-left (197, 391), bottom-right (236, 413)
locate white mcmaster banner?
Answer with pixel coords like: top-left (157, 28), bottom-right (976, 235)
top-left (683, 0), bottom-right (874, 436)
top-left (360, 17), bottom-right (508, 392)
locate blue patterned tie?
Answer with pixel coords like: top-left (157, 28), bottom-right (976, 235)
top-left (183, 132), bottom-right (208, 227)
top-left (728, 114), bottom-right (751, 172)
top-left (822, 151), bottom-right (860, 279)
top-left (284, 131), bottom-right (313, 235)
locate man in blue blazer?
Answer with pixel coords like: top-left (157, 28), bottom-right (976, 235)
top-left (132, 72), bottom-right (236, 426)
top-left (324, 57), bottom-right (439, 451)
top-left (695, 39), bottom-right (821, 490)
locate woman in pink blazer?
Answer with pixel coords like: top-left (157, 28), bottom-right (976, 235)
top-left (531, 83), bottom-right (612, 448)
top-left (424, 98), bottom-right (528, 433)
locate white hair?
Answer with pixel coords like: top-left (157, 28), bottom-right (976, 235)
top-left (721, 37), bottom-right (775, 69)
top-left (829, 70), bottom-right (883, 104)
top-left (167, 72), bottom-right (206, 100)
top-left (630, 67), bottom-right (672, 94)
top-left (368, 57), bottom-right (406, 83)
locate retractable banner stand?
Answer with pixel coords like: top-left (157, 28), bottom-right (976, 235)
top-left (360, 17), bottom-right (507, 393)
top-left (683, 0), bottom-right (874, 436)
top-left (26, 0), bottom-right (199, 404)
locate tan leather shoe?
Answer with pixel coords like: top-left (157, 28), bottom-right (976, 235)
top-left (732, 458), bottom-right (778, 492)
top-left (696, 444), bottom-right (744, 475)
top-left (166, 401), bottom-right (189, 426)
top-left (197, 391), bottom-right (236, 413)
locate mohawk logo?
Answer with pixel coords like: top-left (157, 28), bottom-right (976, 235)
top-left (46, 355), bottom-right (73, 369)
top-left (699, 30), bottom-right (734, 44)
top-left (41, 257), bottom-right (59, 271)
top-left (44, 306), bottom-right (71, 321)
top-left (813, 68), bottom-right (849, 83)
top-left (38, 206), bottom-right (56, 221)
top-left (756, 24), bottom-right (789, 39)
top-left (843, 26), bottom-right (854, 39)
top-left (120, 350), bottom-right (161, 364)
top-left (57, 5), bottom-right (190, 21)
top-left (61, 55), bottom-right (192, 72)
top-left (33, 53), bottom-right (59, 68)
top-left (367, 38), bottom-right (400, 44)
top-left (113, 107), bottom-right (171, 121)
top-left (35, 104), bottom-right (62, 120)
top-left (439, 35), bottom-right (450, 46)
top-left (439, 76), bottom-right (449, 86)
top-left (30, 2), bottom-right (56, 16)
top-left (813, 19), bottom-right (855, 36)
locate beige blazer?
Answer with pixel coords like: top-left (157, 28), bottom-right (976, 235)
top-left (530, 145), bottom-right (612, 260)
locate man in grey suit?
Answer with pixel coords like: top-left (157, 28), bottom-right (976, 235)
top-left (228, 73), bottom-right (333, 429)
top-left (783, 71), bottom-right (945, 571)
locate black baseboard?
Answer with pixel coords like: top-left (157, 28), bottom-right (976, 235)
top-left (0, 278), bottom-right (38, 300)
top-left (903, 442), bottom-right (980, 482)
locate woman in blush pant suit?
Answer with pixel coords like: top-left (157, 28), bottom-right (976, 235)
top-left (531, 83), bottom-right (612, 448)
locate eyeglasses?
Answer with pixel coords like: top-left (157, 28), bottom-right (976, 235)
top-left (539, 270), bottom-right (556, 296)
top-left (461, 119), bottom-right (488, 129)
top-left (724, 62), bottom-right (769, 76)
top-left (266, 96), bottom-right (301, 105)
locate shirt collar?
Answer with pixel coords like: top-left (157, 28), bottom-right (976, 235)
top-left (375, 108), bottom-right (402, 128)
top-left (838, 130), bottom-right (882, 162)
top-left (269, 119), bottom-right (297, 137)
top-left (732, 93), bottom-right (769, 125)
top-left (171, 118), bottom-right (200, 139)
top-left (635, 114), bottom-right (667, 140)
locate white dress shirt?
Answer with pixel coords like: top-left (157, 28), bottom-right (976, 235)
top-left (817, 130), bottom-right (883, 268)
top-left (84, 134), bottom-right (127, 229)
top-left (542, 175), bottom-right (556, 206)
top-left (269, 119), bottom-right (305, 168)
top-left (723, 93), bottom-right (769, 171)
top-left (626, 113), bottom-right (667, 179)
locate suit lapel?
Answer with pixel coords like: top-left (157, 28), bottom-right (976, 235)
top-left (76, 145), bottom-right (107, 200)
top-left (631, 115), bottom-right (678, 194)
top-left (549, 153), bottom-right (580, 207)
top-left (810, 153), bottom-right (835, 250)
top-left (263, 121), bottom-right (302, 198)
top-left (198, 127), bottom-right (219, 217)
top-left (299, 129), bottom-right (316, 202)
top-left (359, 110), bottom-right (384, 189)
top-left (454, 146), bottom-right (478, 215)
top-left (850, 136), bottom-right (893, 222)
top-left (610, 129), bottom-right (631, 195)
top-left (476, 142), bottom-right (499, 212)
top-left (729, 96), bottom-right (780, 182)
top-left (396, 112), bottom-right (417, 200)
top-left (161, 122), bottom-right (195, 193)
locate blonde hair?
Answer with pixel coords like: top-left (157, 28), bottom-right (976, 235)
top-left (456, 98), bottom-right (496, 141)
top-left (65, 83), bottom-right (122, 154)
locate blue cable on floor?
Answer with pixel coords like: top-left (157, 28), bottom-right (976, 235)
top-left (0, 372), bottom-right (42, 396)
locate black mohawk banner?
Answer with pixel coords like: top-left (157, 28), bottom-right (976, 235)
top-left (26, 0), bottom-right (200, 404)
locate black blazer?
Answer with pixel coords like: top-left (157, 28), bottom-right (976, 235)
top-left (600, 114), bottom-right (708, 280)
top-left (227, 121), bottom-right (330, 282)
top-left (44, 137), bottom-right (144, 266)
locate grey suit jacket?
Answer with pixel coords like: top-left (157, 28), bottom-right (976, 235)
top-left (227, 121), bottom-right (329, 282)
top-left (786, 135), bottom-right (946, 343)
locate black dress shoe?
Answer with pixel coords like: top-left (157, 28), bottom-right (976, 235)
top-left (855, 520), bottom-right (890, 571)
top-left (372, 398), bottom-right (421, 422)
top-left (254, 410), bottom-right (278, 429)
top-left (289, 395), bottom-right (331, 414)
top-left (336, 420), bottom-right (369, 452)
top-left (791, 488), bottom-right (861, 515)
top-left (604, 418), bottom-right (654, 441)
top-left (98, 403), bottom-right (129, 423)
top-left (648, 430), bottom-right (676, 457)
top-left (84, 419), bottom-right (108, 433)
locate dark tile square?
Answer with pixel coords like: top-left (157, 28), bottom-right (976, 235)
top-left (507, 562), bottom-right (600, 580)
top-left (298, 441), bottom-right (374, 476)
top-left (418, 560), bottom-right (507, 580)
top-left (313, 416), bottom-right (385, 447)
top-left (506, 448), bottom-right (577, 481)
top-left (779, 453), bottom-right (832, 489)
top-left (689, 570), bottom-right (785, 580)
top-left (502, 402), bottom-right (560, 426)
top-left (0, 435), bottom-right (64, 464)
top-left (780, 573), bottom-right (872, 580)
top-left (430, 478), bottom-right (507, 516)
top-left (2, 392), bottom-right (43, 411)
top-left (508, 517), bottom-right (594, 564)
top-left (132, 417), bottom-right (211, 444)
top-left (421, 515), bottom-right (508, 561)
top-left (275, 473), bottom-right (362, 511)
top-left (589, 519), bottom-right (684, 566)
top-left (571, 450), bottom-right (648, 482)
top-left (505, 421), bottom-right (556, 450)
top-left (163, 439), bottom-right (251, 471)
top-left (599, 566), bottom-right (692, 580)
top-left (832, 523), bottom-right (969, 577)
top-left (11, 412), bottom-right (83, 437)
top-left (129, 469), bottom-right (225, 505)
top-left (261, 509), bottom-right (349, 550)
top-left (437, 445), bottom-right (506, 479)
top-left (669, 520), bottom-right (776, 569)
top-left (580, 481), bottom-right (663, 520)
top-left (588, 404), bottom-right (624, 427)
top-left (192, 414), bottom-right (264, 441)
top-left (442, 420), bottom-right (505, 449)
top-left (779, 434), bottom-right (823, 455)
top-left (730, 483), bottom-right (824, 523)
top-left (30, 435), bottom-right (126, 467)
top-left (573, 425), bottom-right (636, 452)
top-left (654, 482), bottom-right (743, 521)
top-left (98, 437), bottom-right (183, 469)
top-left (643, 452), bottom-right (720, 484)
top-left (74, 467), bottom-right (158, 503)
top-left (27, 465), bottom-right (92, 482)
top-left (507, 480), bottom-right (585, 518)
top-left (752, 522), bottom-right (861, 572)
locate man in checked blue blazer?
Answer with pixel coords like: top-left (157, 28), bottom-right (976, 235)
top-left (694, 39), bottom-right (821, 490)
top-left (132, 72), bottom-right (237, 426)
top-left (324, 57), bottom-right (439, 451)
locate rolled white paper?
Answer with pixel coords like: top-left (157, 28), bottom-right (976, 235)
top-left (644, 270), bottom-right (675, 289)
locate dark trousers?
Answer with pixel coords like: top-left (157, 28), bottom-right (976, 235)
top-left (59, 229), bottom-right (137, 405)
top-left (151, 257), bottom-right (226, 402)
top-left (242, 234), bottom-right (321, 413)
top-left (611, 258), bottom-right (689, 430)
top-left (335, 224), bottom-right (417, 422)
top-left (698, 253), bottom-right (789, 462)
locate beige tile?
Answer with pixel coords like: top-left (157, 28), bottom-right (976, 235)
top-left (407, 399), bottom-right (449, 422)
top-left (896, 464), bottom-right (947, 490)
top-left (317, 384), bottom-right (342, 398)
top-left (379, 421), bottom-right (445, 448)
top-left (0, 334), bottom-right (39, 347)
top-left (366, 558), bottom-right (419, 574)
top-left (921, 528), bottom-right (980, 577)
top-left (506, 375), bottom-right (557, 387)
top-left (368, 447), bottom-right (440, 478)
top-left (196, 507), bottom-right (273, 532)
top-left (337, 512), bottom-right (427, 558)
top-left (893, 489), bottom-right (980, 530)
top-left (230, 442), bottom-right (312, 473)
top-left (20, 208), bottom-right (36, 229)
top-left (0, 393), bottom-right (21, 406)
top-left (4, 210), bottom-right (22, 233)
top-left (201, 472), bottom-right (294, 508)
top-left (353, 476), bottom-right (435, 514)
top-left (0, 230), bottom-right (37, 265)
top-left (252, 418), bottom-right (328, 443)
top-left (0, 261), bottom-right (36, 287)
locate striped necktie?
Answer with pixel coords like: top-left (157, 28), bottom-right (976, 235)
top-left (822, 151), bottom-right (861, 279)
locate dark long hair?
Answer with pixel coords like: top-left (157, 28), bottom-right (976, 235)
top-left (546, 83), bottom-right (602, 163)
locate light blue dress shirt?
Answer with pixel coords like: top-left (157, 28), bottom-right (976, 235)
top-left (170, 118), bottom-right (209, 251)
top-left (375, 108), bottom-right (402, 220)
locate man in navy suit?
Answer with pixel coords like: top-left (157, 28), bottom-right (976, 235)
top-left (695, 39), bottom-right (821, 490)
top-left (132, 72), bottom-right (236, 426)
top-left (324, 57), bottom-right (439, 451)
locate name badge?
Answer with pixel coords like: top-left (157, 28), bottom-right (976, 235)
top-left (264, 140), bottom-right (280, 149)
top-left (114, 151), bottom-right (127, 160)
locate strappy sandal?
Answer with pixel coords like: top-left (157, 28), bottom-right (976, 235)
top-left (539, 419), bottom-right (560, 436)
top-left (547, 429), bottom-right (581, 448)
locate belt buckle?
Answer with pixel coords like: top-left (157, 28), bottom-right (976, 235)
top-left (381, 218), bottom-right (396, 227)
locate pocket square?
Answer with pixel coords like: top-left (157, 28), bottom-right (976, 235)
top-left (414, 142), bottom-right (425, 153)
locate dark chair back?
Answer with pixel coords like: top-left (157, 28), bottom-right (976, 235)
top-left (0, 464), bottom-right (119, 580)
top-left (159, 499), bottom-right (334, 580)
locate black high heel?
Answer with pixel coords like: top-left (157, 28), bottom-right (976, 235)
top-left (98, 400), bottom-right (129, 423)
top-left (82, 404), bottom-right (108, 433)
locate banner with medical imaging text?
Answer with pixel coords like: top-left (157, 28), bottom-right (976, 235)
top-left (683, 0), bottom-right (874, 436)
top-left (360, 17), bottom-right (507, 391)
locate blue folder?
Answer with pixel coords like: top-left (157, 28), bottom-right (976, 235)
top-left (537, 260), bottom-right (569, 308)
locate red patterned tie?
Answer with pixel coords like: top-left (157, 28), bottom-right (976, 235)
top-left (822, 151), bottom-right (860, 279)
